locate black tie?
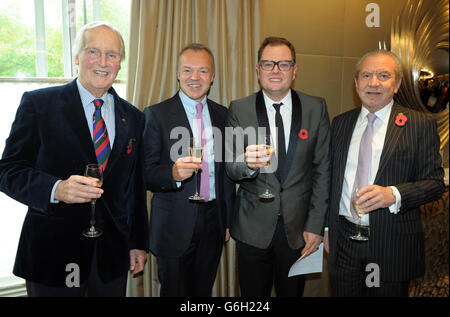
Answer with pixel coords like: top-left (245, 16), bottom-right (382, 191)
top-left (273, 103), bottom-right (286, 180)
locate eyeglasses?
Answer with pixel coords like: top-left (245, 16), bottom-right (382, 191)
top-left (358, 71), bottom-right (393, 82)
top-left (259, 60), bottom-right (295, 71)
top-left (84, 47), bottom-right (121, 63)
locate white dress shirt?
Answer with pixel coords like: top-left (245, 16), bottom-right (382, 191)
top-left (262, 90), bottom-right (292, 152)
top-left (338, 100), bottom-right (401, 225)
top-left (51, 79), bottom-right (116, 203)
top-left (178, 90), bottom-right (216, 200)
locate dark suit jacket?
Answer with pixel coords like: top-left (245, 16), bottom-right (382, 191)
top-left (225, 89), bottom-right (330, 250)
top-left (327, 103), bottom-right (445, 281)
top-left (0, 79), bottom-right (149, 287)
top-left (143, 93), bottom-right (235, 258)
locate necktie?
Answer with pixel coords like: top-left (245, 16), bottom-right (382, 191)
top-left (350, 112), bottom-right (377, 219)
top-left (196, 103), bottom-right (210, 201)
top-left (93, 99), bottom-right (111, 173)
top-left (273, 103), bottom-right (286, 180)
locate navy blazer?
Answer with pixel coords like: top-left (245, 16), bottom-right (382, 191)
top-left (143, 93), bottom-right (235, 257)
top-left (0, 79), bottom-right (149, 287)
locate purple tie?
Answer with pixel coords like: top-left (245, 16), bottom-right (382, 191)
top-left (350, 112), bottom-right (377, 219)
top-left (196, 103), bottom-right (210, 201)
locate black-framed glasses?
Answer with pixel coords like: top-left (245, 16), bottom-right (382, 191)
top-left (259, 60), bottom-right (295, 71)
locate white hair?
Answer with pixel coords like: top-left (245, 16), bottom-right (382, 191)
top-left (72, 21), bottom-right (125, 61)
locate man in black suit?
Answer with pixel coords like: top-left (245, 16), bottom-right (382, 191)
top-left (0, 22), bottom-right (148, 296)
top-left (225, 37), bottom-right (330, 296)
top-left (324, 50), bottom-right (444, 296)
top-left (143, 43), bottom-right (235, 296)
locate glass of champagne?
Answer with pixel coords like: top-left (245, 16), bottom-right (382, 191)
top-left (349, 188), bottom-right (369, 241)
top-left (83, 163), bottom-right (103, 238)
top-left (188, 137), bottom-right (204, 201)
top-left (259, 134), bottom-right (275, 199)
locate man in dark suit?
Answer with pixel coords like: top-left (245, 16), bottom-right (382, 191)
top-left (225, 37), bottom-right (330, 296)
top-left (143, 43), bottom-right (235, 296)
top-left (324, 50), bottom-right (445, 296)
top-left (0, 22), bottom-right (148, 296)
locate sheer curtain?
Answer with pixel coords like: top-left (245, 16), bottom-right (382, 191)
top-left (126, 0), bottom-right (262, 297)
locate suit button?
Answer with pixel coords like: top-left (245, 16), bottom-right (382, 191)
top-left (280, 188), bottom-right (284, 192)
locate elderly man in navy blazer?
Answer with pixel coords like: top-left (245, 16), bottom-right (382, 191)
top-left (0, 21), bottom-right (148, 296)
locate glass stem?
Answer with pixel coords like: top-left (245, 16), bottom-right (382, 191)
top-left (195, 171), bottom-right (199, 195)
top-left (90, 201), bottom-right (96, 226)
top-left (357, 216), bottom-right (362, 236)
top-left (265, 172), bottom-right (269, 193)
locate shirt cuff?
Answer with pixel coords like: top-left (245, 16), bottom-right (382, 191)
top-left (50, 180), bottom-right (62, 204)
top-left (388, 186), bottom-right (402, 214)
top-left (248, 167), bottom-right (258, 176)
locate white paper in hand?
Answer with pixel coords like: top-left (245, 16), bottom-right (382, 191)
top-left (288, 242), bottom-right (324, 277)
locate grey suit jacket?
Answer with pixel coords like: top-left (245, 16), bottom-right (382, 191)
top-left (225, 89), bottom-right (330, 249)
top-left (326, 103), bottom-right (445, 281)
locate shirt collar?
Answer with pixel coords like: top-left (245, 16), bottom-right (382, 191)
top-left (262, 90), bottom-right (292, 112)
top-left (76, 78), bottom-right (110, 110)
top-left (360, 99), bottom-right (394, 124)
top-left (178, 89), bottom-right (207, 115)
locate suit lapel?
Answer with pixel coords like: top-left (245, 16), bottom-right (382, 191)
top-left (206, 100), bottom-right (223, 194)
top-left (280, 90), bottom-right (302, 183)
top-left (61, 80), bottom-right (97, 164)
top-left (171, 93), bottom-right (194, 137)
top-left (103, 87), bottom-right (129, 178)
top-left (374, 103), bottom-right (406, 184)
top-left (255, 90), bottom-right (271, 136)
top-left (336, 109), bottom-right (360, 195)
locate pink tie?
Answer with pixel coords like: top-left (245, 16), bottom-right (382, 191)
top-left (196, 103), bottom-right (210, 201)
top-left (350, 113), bottom-right (377, 219)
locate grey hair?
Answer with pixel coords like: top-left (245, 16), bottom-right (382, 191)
top-left (177, 43), bottom-right (215, 75)
top-left (72, 21), bottom-right (125, 61)
top-left (355, 49), bottom-right (403, 81)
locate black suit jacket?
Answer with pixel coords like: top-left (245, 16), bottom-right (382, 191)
top-left (327, 103), bottom-right (444, 281)
top-left (0, 79), bottom-right (149, 287)
top-left (143, 93), bottom-right (235, 257)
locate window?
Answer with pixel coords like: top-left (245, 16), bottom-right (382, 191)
top-left (0, 0), bottom-right (131, 295)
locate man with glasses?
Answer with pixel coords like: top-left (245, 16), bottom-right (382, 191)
top-left (324, 50), bottom-right (444, 296)
top-left (0, 21), bottom-right (148, 296)
top-left (225, 37), bottom-right (330, 296)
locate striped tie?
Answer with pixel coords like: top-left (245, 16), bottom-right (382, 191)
top-left (93, 99), bottom-right (111, 173)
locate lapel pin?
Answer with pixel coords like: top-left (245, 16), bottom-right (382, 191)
top-left (122, 118), bottom-right (126, 123)
top-left (395, 113), bottom-right (407, 127)
top-left (298, 129), bottom-right (308, 140)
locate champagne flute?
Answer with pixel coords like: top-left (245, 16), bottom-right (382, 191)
top-left (188, 137), bottom-right (204, 201)
top-left (83, 164), bottom-right (103, 238)
top-left (349, 188), bottom-right (369, 241)
top-left (259, 134), bottom-right (275, 199)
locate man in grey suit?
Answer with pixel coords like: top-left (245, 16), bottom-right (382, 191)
top-left (225, 37), bottom-right (330, 296)
top-left (324, 50), bottom-right (444, 296)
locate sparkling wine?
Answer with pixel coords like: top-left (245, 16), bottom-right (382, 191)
top-left (263, 145), bottom-right (274, 166)
top-left (189, 147), bottom-right (203, 159)
top-left (352, 200), bottom-right (365, 218)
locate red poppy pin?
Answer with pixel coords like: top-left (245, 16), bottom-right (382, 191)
top-left (395, 113), bottom-right (407, 127)
top-left (298, 129), bottom-right (308, 140)
top-left (127, 138), bottom-right (136, 154)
